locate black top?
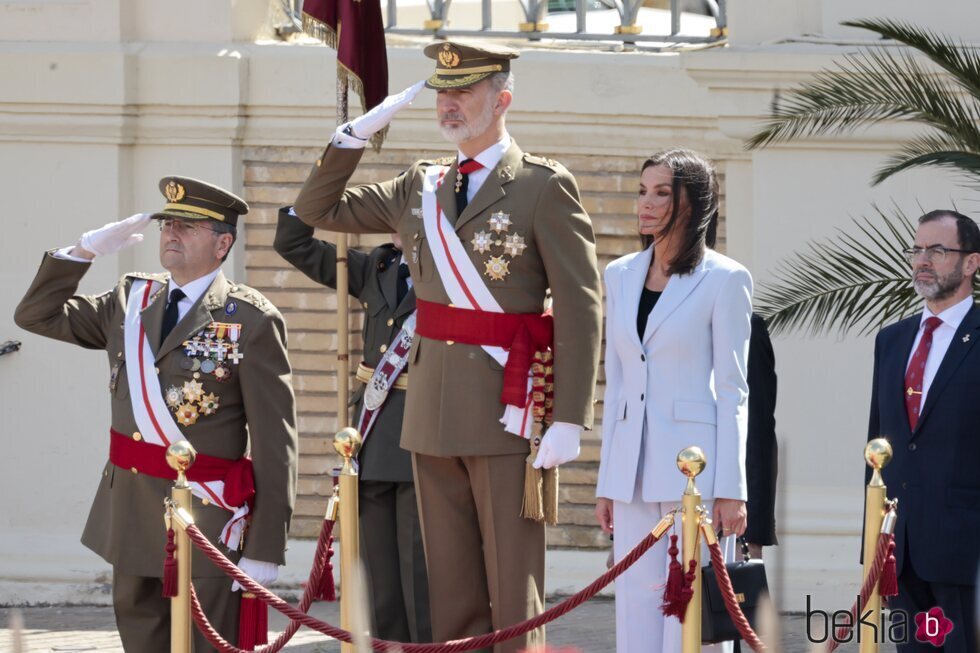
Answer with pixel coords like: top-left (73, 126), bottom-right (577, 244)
top-left (637, 287), bottom-right (662, 339)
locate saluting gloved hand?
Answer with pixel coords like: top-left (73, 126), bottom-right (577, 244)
top-left (335, 79), bottom-right (427, 147)
top-left (532, 421), bottom-right (582, 469)
top-left (231, 557), bottom-right (279, 592)
top-left (77, 213), bottom-right (152, 258)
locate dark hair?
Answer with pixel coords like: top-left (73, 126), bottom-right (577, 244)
top-left (210, 220), bottom-right (238, 262)
top-left (918, 209), bottom-right (980, 253)
top-left (640, 148), bottom-right (719, 276)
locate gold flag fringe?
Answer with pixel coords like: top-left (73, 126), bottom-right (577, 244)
top-left (302, 12), bottom-right (388, 152)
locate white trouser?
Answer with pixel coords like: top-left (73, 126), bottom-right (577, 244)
top-left (613, 479), bottom-right (736, 653)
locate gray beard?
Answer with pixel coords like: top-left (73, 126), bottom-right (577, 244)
top-left (439, 102), bottom-right (495, 145)
top-left (913, 261), bottom-right (964, 301)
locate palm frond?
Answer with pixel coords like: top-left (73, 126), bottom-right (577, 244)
top-left (746, 44), bottom-right (980, 151)
top-left (873, 132), bottom-right (980, 185)
top-left (842, 18), bottom-right (980, 98)
top-left (756, 206), bottom-right (922, 337)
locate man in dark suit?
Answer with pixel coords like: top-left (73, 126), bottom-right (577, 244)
top-left (274, 207), bottom-right (430, 643)
top-left (868, 209), bottom-right (980, 653)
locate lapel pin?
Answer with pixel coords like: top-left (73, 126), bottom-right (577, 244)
top-left (963, 333), bottom-right (971, 343)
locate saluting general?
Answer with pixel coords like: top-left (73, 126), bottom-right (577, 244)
top-left (293, 41), bottom-right (603, 652)
top-left (15, 177), bottom-right (298, 652)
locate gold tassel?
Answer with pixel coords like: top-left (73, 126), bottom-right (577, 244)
top-left (543, 465), bottom-right (559, 526)
top-left (521, 432), bottom-right (545, 522)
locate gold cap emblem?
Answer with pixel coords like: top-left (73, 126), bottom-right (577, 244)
top-left (165, 180), bottom-right (185, 202)
top-left (438, 43), bottom-right (461, 69)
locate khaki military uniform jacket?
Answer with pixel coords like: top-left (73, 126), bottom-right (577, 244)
top-left (293, 141), bottom-right (602, 456)
top-left (15, 254), bottom-right (298, 577)
top-left (274, 209), bottom-right (415, 482)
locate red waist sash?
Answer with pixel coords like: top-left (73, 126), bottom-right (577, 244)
top-left (415, 298), bottom-right (554, 408)
top-left (109, 428), bottom-right (255, 508)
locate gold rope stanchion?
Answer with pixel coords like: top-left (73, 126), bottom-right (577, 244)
top-left (165, 441), bottom-right (197, 653)
top-left (678, 446), bottom-right (707, 653)
top-left (860, 438), bottom-right (893, 653)
top-left (333, 427), bottom-right (362, 653)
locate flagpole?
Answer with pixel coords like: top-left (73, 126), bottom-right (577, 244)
top-left (335, 74), bottom-right (350, 430)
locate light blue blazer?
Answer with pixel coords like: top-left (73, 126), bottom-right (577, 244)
top-left (596, 247), bottom-right (753, 504)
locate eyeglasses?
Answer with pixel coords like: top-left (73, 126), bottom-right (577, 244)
top-left (902, 245), bottom-right (977, 264)
top-left (158, 218), bottom-right (217, 236)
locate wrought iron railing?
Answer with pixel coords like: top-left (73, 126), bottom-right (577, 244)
top-left (384, 0), bottom-right (727, 47)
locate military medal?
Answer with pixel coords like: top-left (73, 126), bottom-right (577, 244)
top-left (199, 393), bottom-right (220, 416)
top-left (213, 362), bottom-right (232, 382)
top-left (109, 361), bottom-right (123, 394)
top-left (165, 385), bottom-right (184, 411)
top-left (503, 234), bottom-right (527, 257)
top-left (182, 379), bottom-right (205, 403)
top-left (489, 211), bottom-right (512, 233)
top-left (200, 359), bottom-right (217, 374)
top-left (471, 230), bottom-right (493, 254)
top-left (176, 403), bottom-right (200, 427)
top-left (485, 256), bottom-right (510, 281)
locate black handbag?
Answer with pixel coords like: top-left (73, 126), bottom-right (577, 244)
top-left (701, 536), bottom-right (770, 644)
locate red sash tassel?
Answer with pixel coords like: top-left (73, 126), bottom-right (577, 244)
top-left (415, 298), bottom-right (553, 408)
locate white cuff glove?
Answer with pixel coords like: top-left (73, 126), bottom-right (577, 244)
top-left (231, 557), bottom-right (279, 592)
top-left (332, 79), bottom-right (426, 149)
top-left (79, 213), bottom-right (152, 257)
top-left (532, 421), bottom-right (582, 469)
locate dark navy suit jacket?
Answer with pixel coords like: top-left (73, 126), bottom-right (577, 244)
top-left (867, 302), bottom-right (980, 586)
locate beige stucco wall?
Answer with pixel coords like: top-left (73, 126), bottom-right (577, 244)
top-left (2, 0), bottom-right (978, 611)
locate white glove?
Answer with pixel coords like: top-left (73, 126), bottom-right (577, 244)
top-left (231, 557), bottom-right (279, 592)
top-left (532, 421), bottom-right (582, 469)
top-left (334, 80), bottom-right (427, 148)
top-left (79, 213), bottom-right (152, 257)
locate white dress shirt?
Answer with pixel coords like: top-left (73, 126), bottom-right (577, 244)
top-left (166, 270), bottom-right (219, 322)
top-left (905, 295), bottom-right (974, 410)
top-left (455, 133), bottom-right (512, 203)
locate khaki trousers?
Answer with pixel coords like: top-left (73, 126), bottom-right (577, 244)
top-left (413, 452), bottom-right (545, 653)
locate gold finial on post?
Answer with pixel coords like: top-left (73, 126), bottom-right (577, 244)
top-left (166, 440), bottom-right (197, 489)
top-left (677, 446), bottom-right (707, 496)
top-left (166, 441), bottom-right (196, 653)
top-left (677, 446), bottom-right (707, 653)
top-left (860, 437), bottom-right (892, 653)
top-left (333, 428), bottom-right (362, 653)
top-left (864, 438), bottom-right (892, 488)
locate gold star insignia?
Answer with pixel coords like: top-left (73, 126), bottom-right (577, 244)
top-left (471, 230), bottom-right (493, 254)
top-left (199, 392), bottom-right (220, 416)
top-left (489, 211), bottom-right (512, 233)
top-left (503, 233), bottom-right (527, 257)
top-left (182, 379), bottom-right (204, 403)
top-left (485, 256), bottom-right (510, 281)
top-left (176, 403), bottom-right (200, 426)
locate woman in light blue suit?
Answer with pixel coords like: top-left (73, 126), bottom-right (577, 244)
top-left (595, 149), bottom-right (753, 653)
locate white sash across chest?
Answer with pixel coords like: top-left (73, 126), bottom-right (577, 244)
top-left (124, 279), bottom-right (249, 549)
top-left (420, 166), bottom-right (535, 438)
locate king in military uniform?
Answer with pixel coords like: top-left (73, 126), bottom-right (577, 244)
top-left (293, 42), bottom-right (603, 652)
top-left (15, 177), bottom-right (298, 652)
top-left (274, 207), bottom-right (431, 643)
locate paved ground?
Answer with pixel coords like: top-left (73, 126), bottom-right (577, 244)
top-left (1, 599), bottom-right (897, 653)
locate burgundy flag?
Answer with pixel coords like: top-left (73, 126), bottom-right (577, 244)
top-left (303, 0), bottom-right (390, 147)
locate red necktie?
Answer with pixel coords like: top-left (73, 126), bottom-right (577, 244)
top-left (904, 316), bottom-right (942, 430)
top-left (454, 158), bottom-right (484, 217)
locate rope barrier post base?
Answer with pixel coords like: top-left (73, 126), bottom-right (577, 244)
top-left (166, 441), bottom-right (198, 653)
top-left (861, 439), bottom-right (893, 653)
top-left (677, 446), bottom-right (706, 653)
top-left (333, 428), bottom-right (362, 653)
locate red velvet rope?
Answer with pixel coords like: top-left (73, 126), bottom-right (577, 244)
top-left (189, 517), bottom-right (335, 653)
top-left (706, 540), bottom-right (768, 652)
top-left (825, 531), bottom-right (895, 653)
top-left (183, 520), bottom-right (669, 653)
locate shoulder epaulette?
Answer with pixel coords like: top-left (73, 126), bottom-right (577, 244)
top-left (228, 284), bottom-right (271, 312)
top-left (125, 271), bottom-right (169, 282)
top-left (522, 153), bottom-right (566, 173)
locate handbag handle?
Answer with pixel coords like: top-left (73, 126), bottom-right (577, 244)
top-left (715, 528), bottom-right (751, 562)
